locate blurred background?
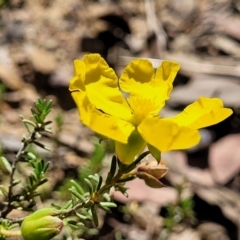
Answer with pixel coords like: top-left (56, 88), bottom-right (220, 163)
top-left (1, 0), bottom-right (240, 239)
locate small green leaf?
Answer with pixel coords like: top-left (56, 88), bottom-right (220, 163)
top-left (91, 207), bottom-right (99, 227)
top-left (98, 204), bottom-right (111, 213)
top-left (30, 173), bottom-right (37, 182)
top-left (0, 185), bottom-right (8, 197)
top-left (84, 178), bottom-right (93, 195)
top-left (33, 141), bottom-right (51, 151)
top-left (70, 180), bottom-right (84, 195)
top-left (76, 213), bottom-right (89, 221)
top-left (67, 219), bottom-right (78, 225)
top-left (42, 161), bottom-right (50, 173)
top-left (147, 144), bottom-right (161, 162)
top-left (46, 99), bottom-right (53, 109)
top-left (117, 175), bottom-right (136, 183)
top-left (116, 184), bottom-right (129, 197)
top-left (22, 119), bottom-right (37, 128)
top-left (99, 202), bottom-right (117, 208)
top-left (0, 156), bottom-right (12, 174)
top-left (28, 175), bottom-right (35, 186)
top-left (110, 155), bottom-right (117, 176)
top-left (105, 172), bottom-right (114, 185)
top-left (71, 194), bottom-right (78, 205)
top-left (12, 179), bottom-right (21, 186)
top-left (88, 174), bottom-right (100, 183)
top-left (39, 178), bottom-right (48, 186)
top-left (69, 187), bottom-right (85, 202)
top-left (124, 151), bottom-right (150, 173)
top-left (96, 176), bottom-right (102, 191)
top-left (62, 200), bottom-right (72, 209)
top-left (103, 193), bottom-right (111, 202)
top-left (106, 155), bottom-right (117, 184)
top-left (51, 203), bottom-right (62, 209)
top-left (43, 121), bottom-right (52, 126)
top-left (27, 152), bottom-right (37, 160)
top-left (83, 192), bottom-right (90, 198)
top-left (37, 161), bottom-right (43, 172)
top-left (77, 222), bottom-right (85, 227)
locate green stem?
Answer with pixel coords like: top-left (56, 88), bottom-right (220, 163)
top-left (0, 226), bottom-right (21, 237)
top-left (96, 171), bottom-right (123, 197)
top-left (94, 152), bottom-right (150, 199)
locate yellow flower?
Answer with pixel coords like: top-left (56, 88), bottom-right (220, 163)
top-left (69, 54), bottom-right (232, 164)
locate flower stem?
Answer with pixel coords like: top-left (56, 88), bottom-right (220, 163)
top-left (0, 226), bottom-right (21, 237)
top-left (96, 171), bottom-right (123, 197)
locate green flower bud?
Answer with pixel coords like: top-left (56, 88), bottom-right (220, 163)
top-left (21, 208), bottom-right (63, 240)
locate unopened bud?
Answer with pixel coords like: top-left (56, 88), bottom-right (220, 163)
top-left (21, 208), bottom-right (63, 240)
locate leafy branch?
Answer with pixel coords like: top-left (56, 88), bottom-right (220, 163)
top-left (53, 151), bottom-right (150, 227)
top-left (1, 98), bottom-right (53, 218)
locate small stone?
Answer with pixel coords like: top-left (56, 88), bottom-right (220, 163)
top-left (209, 134), bottom-right (240, 184)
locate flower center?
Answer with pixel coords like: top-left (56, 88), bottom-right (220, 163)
top-left (127, 96), bottom-right (160, 126)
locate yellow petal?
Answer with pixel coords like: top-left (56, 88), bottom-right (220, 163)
top-left (69, 60), bottom-right (86, 91)
top-left (138, 117), bottom-right (201, 152)
top-left (119, 60), bottom-right (180, 113)
top-left (154, 61), bottom-right (180, 95)
top-left (119, 59), bottom-right (154, 96)
top-left (72, 91), bottom-right (135, 143)
top-left (71, 91), bottom-right (90, 126)
top-left (115, 129), bottom-right (146, 164)
top-left (154, 61), bottom-right (180, 107)
top-left (170, 97), bottom-right (233, 129)
top-left (83, 54), bottom-right (118, 86)
top-left (83, 54), bottom-right (131, 119)
top-left (86, 86), bottom-right (131, 120)
top-left (74, 59), bottom-right (86, 76)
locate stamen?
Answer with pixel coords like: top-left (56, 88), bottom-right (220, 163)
top-left (128, 96), bottom-right (160, 125)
